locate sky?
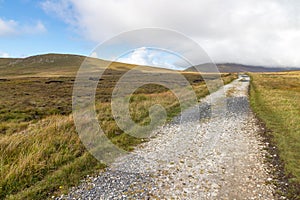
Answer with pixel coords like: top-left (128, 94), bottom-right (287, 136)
top-left (0, 0), bottom-right (300, 68)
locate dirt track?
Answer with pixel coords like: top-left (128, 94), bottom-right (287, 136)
top-left (59, 75), bottom-right (277, 199)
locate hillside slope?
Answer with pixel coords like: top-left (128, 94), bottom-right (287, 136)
top-left (0, 53), bottom-right (174, 78)
top-left (0, 54), bottom-right (85, 77)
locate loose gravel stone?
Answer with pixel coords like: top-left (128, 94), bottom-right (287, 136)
top-left (58, 75), bottom-right (278, 199)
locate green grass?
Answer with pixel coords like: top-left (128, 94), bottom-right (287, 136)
top-left (249, 71), bottom-right (300, 199)
top-left (0, 54), bottom-right (237, 199)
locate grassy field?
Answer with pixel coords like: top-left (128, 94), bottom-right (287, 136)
top-left (249, 71), bottom-right (300, 199)
top-left (0, 54), bottom-right (237, 199)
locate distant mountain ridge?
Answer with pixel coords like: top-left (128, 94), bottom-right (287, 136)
top-left (185, 63), bottom-right (300, 73)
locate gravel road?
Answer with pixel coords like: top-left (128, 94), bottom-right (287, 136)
top-left (58, 75), bottom-right (278, 199)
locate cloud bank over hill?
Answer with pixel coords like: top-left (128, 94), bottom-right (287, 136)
top-left (41, 0), bottom-right (300, 67)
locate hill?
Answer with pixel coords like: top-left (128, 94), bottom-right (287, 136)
top-left (185, 63), bottom-right (300, 73)
top-left (0, 53), bottom-right (175, 78)
top-left (0, 54), bottom-right (85, 77)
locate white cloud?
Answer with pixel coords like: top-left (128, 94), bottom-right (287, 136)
top-left (41, 0), bottom-right (300, 67)
top-left (23, 21), bottom-right (47, 34)
top-left (0, 52), bottom-right (10, 58)
top-left (0, 18), bottom-right (17, 36)
top-left (40, 0), bottom-right (77, 25)
top-left (118, 47), bottom-right (151, 66)
top-left (117, 47), bottom-right (185, 70)
top-left (0, 18), bottom-right (46, 37)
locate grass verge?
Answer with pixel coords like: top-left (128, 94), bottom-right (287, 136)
top-left (249, 71), bottom-right (300, 199)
